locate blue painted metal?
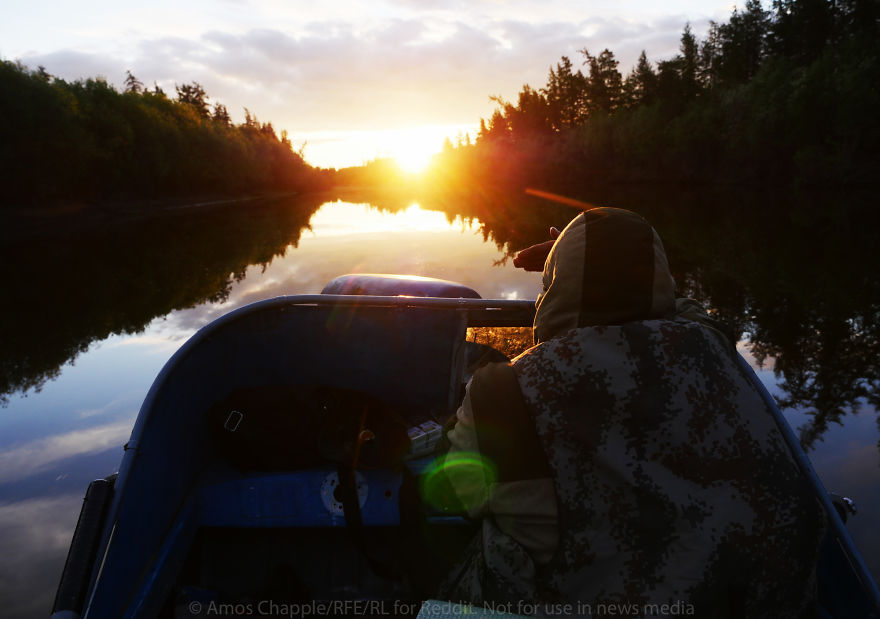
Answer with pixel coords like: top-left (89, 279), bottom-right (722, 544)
top-left (82, 295), bottom-right (534, 618)
top-left (198, 469), bottom-right (401, 527)
top-left (322, 274), bottom-right (482, 298)
top-left (124, 494), bottom-right (200, 619)
top-left (65, 289), bottom-right (879, 618)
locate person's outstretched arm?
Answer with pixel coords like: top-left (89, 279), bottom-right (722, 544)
top-left (512, 227), bottom-right (560, 271)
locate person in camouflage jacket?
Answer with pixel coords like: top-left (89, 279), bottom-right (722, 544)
top-left (436, 207), bottom-right (826, 618)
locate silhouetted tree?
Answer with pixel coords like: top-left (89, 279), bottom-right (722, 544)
top-left (769, 0), bottom-right (837, 63)
top-left (124, 70), bottom-right (143, 94)
top-left (510, 86), bottom-right (552, 136)
top-left (679, 24), bottom-right (701, 100)
top-left (718, 1), bottom-right (770, 84)
top-left (212, 102), bottom-right (231, 125)
top-left (543, 56), bottom-right (587, 128)
top-left (699, 22), bottom-right (724, 88)
top-left (624, 50), bottom-right (658, 107)
top-left (581, 48), bottom-right (623, 115)
top-left (0, 61), bottom-right (323, 205)
top-left (176, 81), bottom-right (210, 118)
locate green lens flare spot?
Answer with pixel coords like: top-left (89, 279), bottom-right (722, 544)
top-left (419, 452), bottom-right (497, 510)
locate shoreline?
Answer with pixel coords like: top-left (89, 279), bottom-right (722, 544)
top-left (0, 191), bottom-right (312, 247)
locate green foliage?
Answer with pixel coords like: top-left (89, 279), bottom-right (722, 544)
top-left (581, 49), bottom-right (624, 115)
top-left (458, 0), bottom-right (880, 188)
top-left (0, 64), bottom-right (327, 207)
top-left (544, 56), bottom-right (588, 127)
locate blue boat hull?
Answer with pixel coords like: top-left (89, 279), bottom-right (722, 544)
top-left (53, 285), bottom-right (880, 618)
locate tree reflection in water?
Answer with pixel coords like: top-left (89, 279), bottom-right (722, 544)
top-left (0, 194), bottom-right (326, 405)
top-left (419, 184), bottom-right (880, 454)
top-left (645, 189), bottom-right (880, 454)
top-left (1, 186), bottom-right (878, 453)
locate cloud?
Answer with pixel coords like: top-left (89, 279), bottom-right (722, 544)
top-left (15, 13), bottom-right (703, 135)
top-left (0, 420), bottom-right (132, 484)
top-left (8, 4), bottom-right (726, 167)
top-left (159, 200), bottom-right (541, 331)
top-left (0, 494), bottom-right (83, 618)
top-left (19, 49), bottom-right (120, 83)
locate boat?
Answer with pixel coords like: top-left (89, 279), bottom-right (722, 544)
top-left (52, 275), bottom-right (880, 618)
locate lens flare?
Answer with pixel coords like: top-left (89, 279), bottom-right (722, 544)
top-left (419, 451), bottom-right (497, 510)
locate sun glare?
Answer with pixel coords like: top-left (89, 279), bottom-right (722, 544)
top-left (297, 124), bottom-right (476, 170)
top-left (393, 143), bottom-right (436, 174)
top-left (383, 125), bottom-right (472, 174)
top-left (389, 134), bottom-right (439, 174)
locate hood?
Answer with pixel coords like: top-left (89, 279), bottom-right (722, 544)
top-left (533, 207), bottom-right (675, 344)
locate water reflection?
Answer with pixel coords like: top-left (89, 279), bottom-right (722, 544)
top-left (634, 190), bottom-right (880, 455)
top-left (0, 189), bottom-right (878, 616)
top-left (0, 197), bottom-right (544, 616)
top-left (0, 420), bottom-right (132, 484)
top-left (0, 494), bottom-right (83, 618)
top-left (407, 185), bottom-right (880, 457)
top-left (2, 188), bottom-right (878, 449)
top-left (1, 194), bottom-right (330, 405)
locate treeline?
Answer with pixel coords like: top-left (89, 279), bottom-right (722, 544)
top-left (431, 0), bottom-right (880, 188)
top-left (0, 62), bottom-right (331, 206)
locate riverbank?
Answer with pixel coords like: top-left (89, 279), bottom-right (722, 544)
top-left (0, 191), bottom-right (315, 247)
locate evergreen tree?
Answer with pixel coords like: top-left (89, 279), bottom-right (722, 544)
top-left (513, 85), bottom-right (552, 136)
top-left (176, 82), bottom-right (210, 118)
top-left (679, 24), bottom-right (701, 99)
top-left (0, 60), bottom-right (320, 205)
top-left (769, 0), bottom-right (837, 64)
top-left (543, 56), bottom-right (587, 129)
top-left (212, 102), bottom-right (231, 125)
top-left (718, 0), bottom-right (770, 84)
top-left (699, 22), bottom-right (724, 89)
top-left (581, 48), bottom-right (623, 115)
top-left (124, 70), bottom-right (144, 94)
top-left (624, 50), bottom-right (658, 107)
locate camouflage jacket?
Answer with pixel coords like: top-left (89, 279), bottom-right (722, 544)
top-left (441, 317), bottom-right (826, 617)
top-left (439, 209), bottom-right (825, 617)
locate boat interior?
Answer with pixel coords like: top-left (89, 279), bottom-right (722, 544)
top-left (53, 286), bottom-right (880, 618)
top-left (77, 295), bottom-right (529, 618)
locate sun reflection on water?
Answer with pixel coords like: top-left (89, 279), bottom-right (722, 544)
top-left (306, 202), bottom-right (475, 237)
top-left (5, 196), bottom-right (877, 613)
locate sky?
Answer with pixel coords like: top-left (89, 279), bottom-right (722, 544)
top-left (2, 0), bottom-right (732, 169)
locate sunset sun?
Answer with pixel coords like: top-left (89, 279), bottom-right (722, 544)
top-left (393, 144), bottom-right (436, 174)
top-left (389, 131), bottom-right (441, 174)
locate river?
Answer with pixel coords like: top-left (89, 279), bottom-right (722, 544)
top-left (0, 189), bottom-right (877, 617)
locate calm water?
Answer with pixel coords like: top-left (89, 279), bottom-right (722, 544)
top-left (1, 194), bottom-right (878, 617)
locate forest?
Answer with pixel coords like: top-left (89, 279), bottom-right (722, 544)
top-left (3, 0), bottom-right (878, 209)
top-left (428, 0), bottom-right (880, 190)
top-left (0, 63), bottom-right (331, 207)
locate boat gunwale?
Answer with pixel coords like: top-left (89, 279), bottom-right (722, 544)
top-left (84, 294), bottom-right (537, 611)
top-left (79, 293), bottom-right (880, 616)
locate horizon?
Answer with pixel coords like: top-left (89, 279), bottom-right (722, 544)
top-left (3, 0), bottom-right (732, 169)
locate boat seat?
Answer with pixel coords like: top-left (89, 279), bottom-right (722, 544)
top-left (198, 469), bottom-right (403, 527)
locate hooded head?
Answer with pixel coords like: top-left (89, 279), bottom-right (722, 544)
top-left (534, 207), bottom-right (676, 344)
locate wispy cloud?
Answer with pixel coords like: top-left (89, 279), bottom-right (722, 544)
top-left (18, 14), bottom-right (709, 132)
top-left (0, 420), bottom-right (132, 484)
top-left (0, 494), bottom-right (83, 617)
top-left (5, 1), bottom-right (726, 167)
